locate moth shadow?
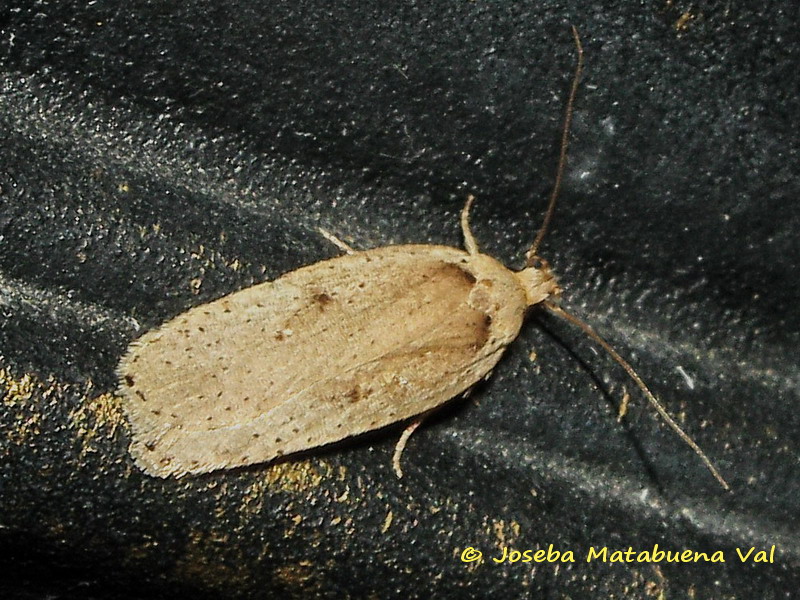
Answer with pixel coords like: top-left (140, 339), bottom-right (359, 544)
top-left (530, 306), bottom-right (667, 495)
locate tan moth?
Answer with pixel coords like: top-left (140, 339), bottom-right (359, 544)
top-left (117, 29), bottom-right (729, 489)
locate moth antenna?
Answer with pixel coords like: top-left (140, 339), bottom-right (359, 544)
top-left (526, 26), bottom-right (584, 265)
top-left (543, 301), bottom-right (731, 491)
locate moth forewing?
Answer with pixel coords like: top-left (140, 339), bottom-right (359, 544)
top-left (118, 245), bottom-right (542, 478)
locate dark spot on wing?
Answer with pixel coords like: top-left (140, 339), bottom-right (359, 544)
top-left (124, 375), bottom-right (135, 387)
top-left (313, 292), bottom-right (333, 308)
top-left (470, 314), bottom-right (492, 349)
top-left (447, 263), bottom-right (476, 285)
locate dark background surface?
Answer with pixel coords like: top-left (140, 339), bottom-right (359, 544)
top-left (1, 1), bottom-right (798, 598)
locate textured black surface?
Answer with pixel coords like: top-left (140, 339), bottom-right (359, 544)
top-left (1, 1), bottom-right (798, 598)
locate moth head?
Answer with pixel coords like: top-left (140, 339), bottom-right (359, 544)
top-left (514, 257), bottom-right (561, 307)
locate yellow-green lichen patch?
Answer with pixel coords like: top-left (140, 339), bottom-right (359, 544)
top-left (68, 390), bottom-right (126, 457)
top-left (263, 459), bottom-right (332, 495)
top-left (1, 368), bottom-right (47, 447)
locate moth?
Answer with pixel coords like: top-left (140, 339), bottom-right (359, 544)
top-left (117, 29), bottom-right (728, 489)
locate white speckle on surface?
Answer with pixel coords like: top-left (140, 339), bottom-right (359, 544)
top-left (676, 365), bottom-right (695, 390)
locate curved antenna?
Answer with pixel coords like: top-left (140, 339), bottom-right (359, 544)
top-left (544, 301), bottom-right (731, 491)
top-left (526, 26), bottom-right (584, 265)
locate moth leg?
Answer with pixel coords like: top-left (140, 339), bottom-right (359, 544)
top-left (460, 195), bottom-right (480, 255)
top-left (318, 227), bottom-right (356, 254)
top-left (392, 418), bottom-right (424, 479)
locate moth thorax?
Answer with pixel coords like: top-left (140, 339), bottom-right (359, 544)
top-left (514, 263), bottom-right (560, 307)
